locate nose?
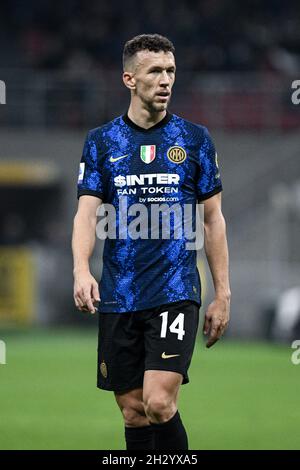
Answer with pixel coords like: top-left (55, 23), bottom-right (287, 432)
top-left (160, 70), bottom-right (170, 86)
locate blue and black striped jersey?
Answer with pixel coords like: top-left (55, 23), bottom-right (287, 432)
top-left (77, 112), bottom-right (222, 312)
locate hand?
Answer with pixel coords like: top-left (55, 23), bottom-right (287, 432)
top-left (203, 297), bottom-right (230, 348)
top-left (73, 270), bottom-right (100, 314)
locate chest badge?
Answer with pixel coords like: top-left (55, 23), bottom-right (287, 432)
top-left (167, 146), bottom-right (187, 164)
top-left (140, 145), bottom-right (156, 164)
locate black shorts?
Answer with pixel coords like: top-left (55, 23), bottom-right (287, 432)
top-left (97, 300), bottom-right (200, 392)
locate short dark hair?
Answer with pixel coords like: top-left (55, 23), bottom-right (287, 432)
top-left (123, 34), bottom-right (175, 70)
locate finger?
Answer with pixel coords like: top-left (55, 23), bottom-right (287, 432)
top-left (75, 292), bottom-right (92, 313)
top-left (76, 299), bottom-right (90, 312)
top-left (75, 300), bottom-right (89, 312)
top-left (75, 294), bottom-right (85, 308)
top-left (74, 287), bottom-right (85, 305)
top-left (81, 305), bottom-right (90, 312)
top-left (87, 299), bottom-right (96, 313)
top-left (206, 326), bottom-right (220, 348)
top-left (207, 321), bottom-right (225, 347)
top-left (83, 291), bottom-right (96, 314)
top-left (91, 283), bottom-right (100, 302)
top-left (218, 324), bottom-right (227, 338)
top-left (203, 315), bottom-right (211, 335)
top-left (82, 285), bottom-right (95, 311)
top-left (206, 335), bottom-right (219, 349)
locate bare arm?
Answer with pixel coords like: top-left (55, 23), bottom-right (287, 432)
top-left (72, 195), bottom-right (102, 314)
top-left (202, 192), bottom-right (231, 348)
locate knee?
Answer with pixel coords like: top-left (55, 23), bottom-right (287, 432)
top-left (119, 400), bottom-right (148, 427)
top-left (144, 395), bottom-right (176, 424)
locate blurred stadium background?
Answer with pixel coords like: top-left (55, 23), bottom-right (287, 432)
top-left (0, 0), bottom-right (300, 450)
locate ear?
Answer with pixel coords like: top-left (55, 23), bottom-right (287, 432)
top-left (123, 72), bottom-right (136, 91)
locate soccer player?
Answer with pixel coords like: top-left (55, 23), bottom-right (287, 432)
top-left (72, 34), bottom-right (230, 450)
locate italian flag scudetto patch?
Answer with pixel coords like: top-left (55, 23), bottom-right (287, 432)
top-left (140, 145), bottom-right (156, 164)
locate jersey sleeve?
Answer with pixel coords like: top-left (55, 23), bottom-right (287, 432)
top-left (196, 127), bottom-right (223, 201)
top-left (77, 131), bottom-right (104, 200)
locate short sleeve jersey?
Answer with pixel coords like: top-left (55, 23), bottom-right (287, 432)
top-left (77, 112), bottom-right (222, 312)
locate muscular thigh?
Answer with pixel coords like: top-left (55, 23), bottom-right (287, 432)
top-left (143, 370), bottom-right (182, 405)
top-left (143, 300), bottom-right (200, 385)
top-left (114, 387), bottom-right (144, 410)
top-left (97, 312), bottom-right (145, 392)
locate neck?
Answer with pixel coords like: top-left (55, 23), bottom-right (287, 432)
top-left (127, 101), bottom-right (167, 130)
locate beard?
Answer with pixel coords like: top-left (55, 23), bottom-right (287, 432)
top-left (140, 92), bottom-right (171, 113)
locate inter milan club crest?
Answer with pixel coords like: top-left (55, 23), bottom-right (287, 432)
top-left (140, 145), bottom-right (156, 164)
top-left (167, 146), bottom-right (187, 164)
top-left (100, 361), bottom-right (108, 379)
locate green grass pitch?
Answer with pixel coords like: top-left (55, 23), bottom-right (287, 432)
top-left (0, 329), bottom-right (299, 450)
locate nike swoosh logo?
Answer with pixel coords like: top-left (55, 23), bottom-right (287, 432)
top-left (161, 352), bottom-right (180, 359)
top-left (109, 154), bottom-right (129, 162)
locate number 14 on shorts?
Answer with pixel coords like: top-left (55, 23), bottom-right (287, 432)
top-left (160, 311), bottom-right (185, 341)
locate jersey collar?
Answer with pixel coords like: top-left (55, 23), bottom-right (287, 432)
top-left (122, 111), bottom-right (173, 132)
